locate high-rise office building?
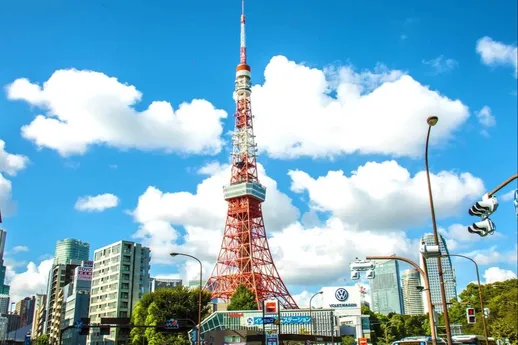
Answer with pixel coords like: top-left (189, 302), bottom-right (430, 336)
top-left (31, 294), bottom-right (46, 340)
top-left (150, 278), bottom-right (182, 292)
top-left (61, 262), bottom-right (93, 345)
top-left (420, 233), bottom-right (458, 311)
top-left (0, 295), bottom-right (9, 315)
top-left (0, 230), bottom-right (9, 295)
top-left (45, 238), bottom-right (90, 334)
top-left (89, 241), bottom-right (151, 345)
top-left (401, 268), bottom-right (424, 315)
top-left (370, 258), bottom-right (405, 315)
top-left (15, 296), bottom-right (35, 328)
top-left (54, 239), bottom-right (90, 265)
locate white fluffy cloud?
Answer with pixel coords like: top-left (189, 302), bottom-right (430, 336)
top-left (463, 246), bottom-right (518, 266)
top-left (0, 140), bottom-right (29, 216)
top-left (6, 259), bottom-right (53, 303)
top-left (422, 55), bottom-right (458, 74)
top-left (10, 245), bottom-right (29, 253)
top-left (476, 36), bottom-right (518, 77)
top-left (6, 69), bottom-right (227, 156)
top-left (131, 161), bottom-right (472, 287)
top-left (75, 193), bottom-right (120, 212)
top-left (6, 56), bottom-right (472, 160)
top-left (251, 56), bottom-right (469, 159)
top-left (288, 160), bottom-right (484, 229)
top-left (132, 162), bottom-right (300, 264)
top-left (483, 267), bottom-right (517, 284)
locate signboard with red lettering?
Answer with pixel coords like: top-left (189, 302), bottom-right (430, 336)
top-left (77, 266), bottom-right (93, 281)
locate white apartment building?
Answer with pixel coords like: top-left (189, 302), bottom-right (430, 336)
top-left (88, 241), bottom-right (151, 345)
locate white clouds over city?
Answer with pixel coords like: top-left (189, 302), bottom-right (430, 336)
top-left (75, 193), bottom-right (120, 212)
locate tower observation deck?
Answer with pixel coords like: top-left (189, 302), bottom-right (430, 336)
top-left (205, 0), bottom-right (298, 310)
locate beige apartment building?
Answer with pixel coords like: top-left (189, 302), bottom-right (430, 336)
top-left (31, 294), bottom-right (47, 339)
top-left (88, 241), bottom-right (151, 345)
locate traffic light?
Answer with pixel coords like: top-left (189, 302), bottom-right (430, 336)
top-left (466, 308), bottom-right (476, 324)
top-left (468, 195), bottom-right (498, 218)
top-left (467, 218), bottom-right (496, 237)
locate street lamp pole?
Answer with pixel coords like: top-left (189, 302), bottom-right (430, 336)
top-left (366, 255), bottom-right (437, 345)
top-left (424, 116), bottom-right (453, 345)
top-left (170, 253), bottom-right (203, 345)
top-left (309, 291), bottom-right (322, 335)
top-left (444, 254), bottom-right (489, 345)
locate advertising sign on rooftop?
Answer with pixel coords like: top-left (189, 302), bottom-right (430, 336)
top-left (77, 266), bottom-right (93, 281)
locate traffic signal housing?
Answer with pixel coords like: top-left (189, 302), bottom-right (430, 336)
top-left (466, 308), bottom-right (476, 324)
top-left (468, 195), bottom-right (498, 219)
top-left (467, 218), bottom-right (496, 237)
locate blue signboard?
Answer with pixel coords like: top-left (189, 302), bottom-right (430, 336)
top-left (246, 316), bottom-right (311, 325)
top-left (262, 317), bottom-right (275, 324)
top-left (74, 320), bottom-right (84, 329)
top-left (190, 330), bottom-right (197, 345)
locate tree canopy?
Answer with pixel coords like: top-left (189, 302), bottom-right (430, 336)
top-left (446, 278), bottom-right (517, 345)
top-left (32, 334), bottom-right (50, 345)
top-left (360, 279), bottom-right (517, 345)
top-left (130, 286), bottom-right (212, 345)
top-left (227, 284), bottom-right (258, 310)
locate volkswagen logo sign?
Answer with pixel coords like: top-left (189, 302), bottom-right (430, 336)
top-left (335, 288), bottom-right (349, 302)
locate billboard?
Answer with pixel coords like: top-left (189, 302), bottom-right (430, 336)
top-left (77, 266), bottom-right (93, 281)
top-left (321, 286), bottom-right (361, 312)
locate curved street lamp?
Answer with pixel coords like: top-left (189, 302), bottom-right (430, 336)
top-left (424, 116), bottom-right (453, 345)
top-left (444, 254), bottom-right (489, 345)
top-left (170, 252), bottom-right (203, 345)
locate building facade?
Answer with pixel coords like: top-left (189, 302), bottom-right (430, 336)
top-left (54, 238), bottom-right (90, 265)
top-left (88, 241), bottom-right (151, 345)
top-left (31, 294), bottom-right (47, 339)
top-left (401, 268), bottom-right (424, 315)
top-left (44, 261), bottom-right (82, 335)
top-left (45, 238), bottom-right (90, 334)
top-left (61, 262), bottom-right (93, 345)
top-left (0, 230), bottom-right (9, 295)
top-left (150, 278), bottom-right (182, 291)
top-left (420, 233), bottom-right (458, 311)
top-left (15, 296), bottom-right (35, 327)
top-left (370, 259), bottom-right (405, 315)
top-left (0, 316), bottom-right (7, 343)
top-left (0, 295), bottom-right (9, 315)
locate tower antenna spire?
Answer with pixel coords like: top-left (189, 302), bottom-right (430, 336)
top-left (239, 0), bottom-right (247, 65)
top-left (205, 0), bottom-right (298, 310)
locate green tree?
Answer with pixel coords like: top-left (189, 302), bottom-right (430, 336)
top-left (227, 284), bottom-right (258, 310)
top-left (130, 286), bottom-right (212, 345)
top-left (32, 334), bottom-right (50, 345)
top-left (447, 279), bottom-right (518, 345)
top-left (342, 335), bottom-right (356, 345)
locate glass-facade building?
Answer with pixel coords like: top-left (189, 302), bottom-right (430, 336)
top-left (54, 239), bottom-right (90, 265)
top-left (420, 233), bottom-right (457, 311)
top-left (401, 268), bottom-right (424, 315)
top-left (370, 259), bottom-right (405, 315)
top-left (0, 230), bottom-right (9, 295)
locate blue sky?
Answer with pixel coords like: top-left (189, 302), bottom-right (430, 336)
top-left (0, 0), bottom-right (516, 304)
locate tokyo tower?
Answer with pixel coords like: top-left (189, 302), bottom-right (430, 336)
top-left (205, 0), bottom-right (298, 309)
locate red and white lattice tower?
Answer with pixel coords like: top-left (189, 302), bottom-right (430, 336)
top-left (205, 0), bottom-right (298, 310)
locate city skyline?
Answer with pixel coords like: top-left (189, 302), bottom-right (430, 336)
top-left (1, 0), bottom-right (517, 308)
